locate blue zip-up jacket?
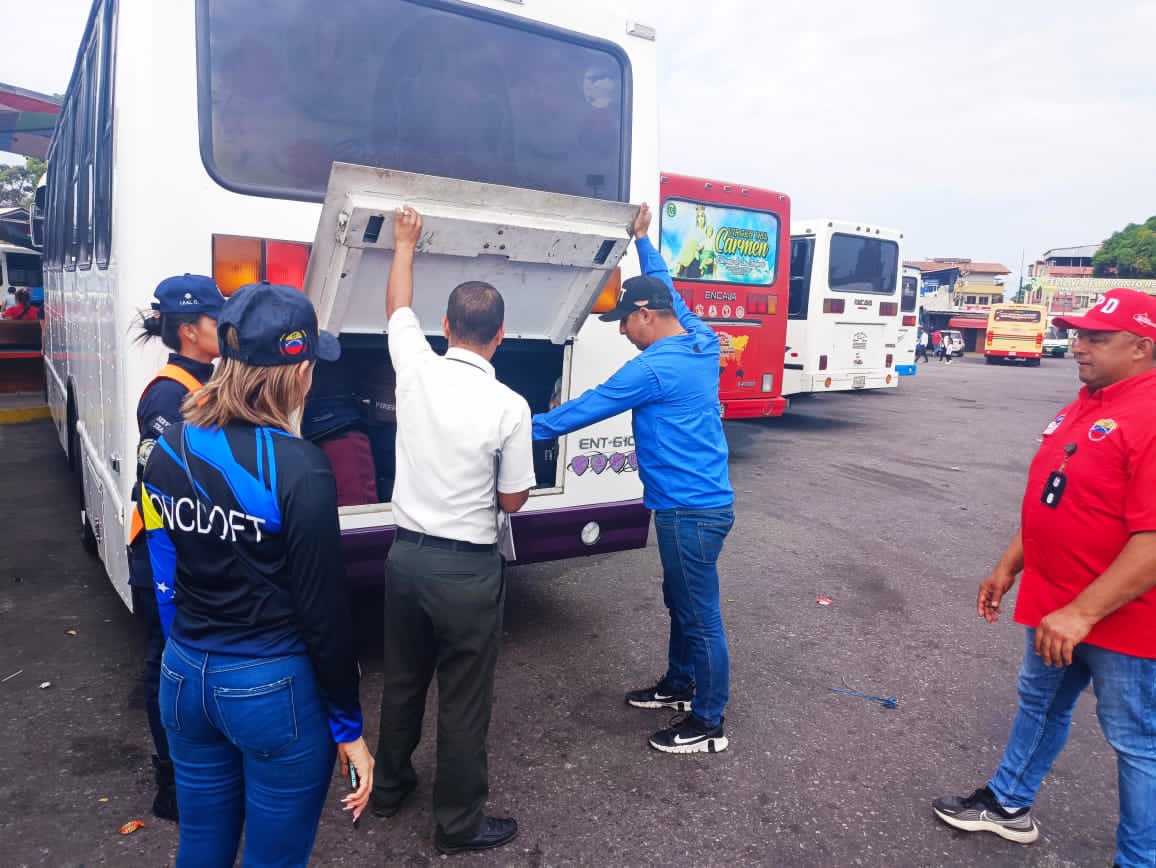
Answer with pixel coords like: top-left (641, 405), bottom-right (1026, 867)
top-left (532, 236), bottom-right (733, 511)
top-left (140, 421), bottom-right (362, 743)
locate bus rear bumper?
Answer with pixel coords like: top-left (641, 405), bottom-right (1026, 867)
top-left (985, 350), bottom-right (1042, 359)
top-left (340, 499), bottom-right (652, 584)
top-left (721, 396), bottom-right (788, 419)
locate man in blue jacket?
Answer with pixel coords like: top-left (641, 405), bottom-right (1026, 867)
top-left (533, 203), bottom-right (735, 754)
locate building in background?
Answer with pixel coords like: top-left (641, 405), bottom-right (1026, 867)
top-left (903, 258), bottom-right (1011, 354)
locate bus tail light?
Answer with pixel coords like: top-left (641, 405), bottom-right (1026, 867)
top-left (761, 373), bottom-right (773, 393)
top-left (823, 376), bottom-right (833, 388)
top-left (1035, 332), bottom-right (1044, 345)
top-left (591, 268), bottom-right (622, 314)
top-left (265, 241), bottom-right (311, 289)
top-left (986, 332), bottom-right (993, 346)
top-left (879, 302), bottom-right (898, 316)
top-left (886, 374), bottom-right (892, 384)
top-left (213, 235), bottom-right (313, 295)
top-left (885, 353), bottom-right (893, 368)
top-left (823, 299), bottom-right (845, 314)
top-left (902, 315), bottom-right (916, 326)
top-left (213, 235), bottom-right (262, 295)
top-left (748, 293), bottom-right (776, 315)
top-left (818, 354), bottom-right (828, 370)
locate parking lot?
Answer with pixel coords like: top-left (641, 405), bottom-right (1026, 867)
top-left (0, 354), bottom-right (1119, 867)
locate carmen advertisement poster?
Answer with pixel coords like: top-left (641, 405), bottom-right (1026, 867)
top-left (659, 199), bottom-right (778, 285)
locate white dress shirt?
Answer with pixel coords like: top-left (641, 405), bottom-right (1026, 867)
top-left (388, 307), bottom-right (535, 544)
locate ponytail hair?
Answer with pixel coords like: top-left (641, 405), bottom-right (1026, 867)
top-left (135, 310), bottom-right (204, 352)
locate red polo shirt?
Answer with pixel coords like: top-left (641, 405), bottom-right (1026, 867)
top-left (1015, 368), bottom-right (1156, 658)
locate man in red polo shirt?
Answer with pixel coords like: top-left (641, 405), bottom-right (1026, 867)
top-left (932, 288), bottom-right (1156, 868)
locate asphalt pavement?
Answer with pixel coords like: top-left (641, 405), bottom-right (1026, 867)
top-left (0, 354), bottom-right (1118, 867)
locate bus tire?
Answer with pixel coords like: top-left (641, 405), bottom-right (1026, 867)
top-left (68, 402), bottom-right (99, 557)
top-left (985, 356), bottom-right (996, 365)
top-left (1029, 358), bottom-right (1042, 367)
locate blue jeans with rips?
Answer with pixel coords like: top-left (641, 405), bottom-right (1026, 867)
top-left (987, 629), bottom-right (1156, 868)
top-left (160, 638), bottom-right (337, 868)
top-left (653, 506), bottom-right (734, 729)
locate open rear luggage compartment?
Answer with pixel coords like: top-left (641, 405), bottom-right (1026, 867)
top-left (301, 164), bottom-right (647, 578)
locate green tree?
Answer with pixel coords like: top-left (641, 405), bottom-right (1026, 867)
top-left (0, 157), bottom-right (47, 209)
top-left (1093, 216), bottom-right (1156, 278)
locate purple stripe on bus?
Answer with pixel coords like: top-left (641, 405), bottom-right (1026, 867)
top-left (339, 500), bottom-right (651, 585)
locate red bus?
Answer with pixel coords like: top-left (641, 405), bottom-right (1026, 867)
top-left (658, 173), bottom-right (790, 418)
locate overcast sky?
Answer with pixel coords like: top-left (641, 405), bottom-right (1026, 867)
top-left (4, 0), bottom-right (1154, 277)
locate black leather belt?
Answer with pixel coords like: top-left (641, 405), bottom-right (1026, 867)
top-left (395, 527), bottom-right (496, 553)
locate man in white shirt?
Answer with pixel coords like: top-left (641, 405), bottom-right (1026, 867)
top-left (370, 206), bottom-right (534, 857)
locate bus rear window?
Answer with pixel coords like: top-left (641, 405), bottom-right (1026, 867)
top-left (659, 200), bottom-right (779, 285)
top-left (994, 309), bottom-right (1042, 323)
top-left (828, 234), bottom-right (898, 295)
top-left (199, 0), bottom-right (629, 202)
top-left (5, 253), bottom-right (43, 287)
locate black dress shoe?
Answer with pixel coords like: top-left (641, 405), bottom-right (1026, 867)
top-left (435, 816), bottom-right (518, 855)
top-left (370, 783), bottom-right (416, 818)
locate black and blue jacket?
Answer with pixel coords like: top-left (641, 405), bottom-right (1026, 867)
top-left (140, 420), bottom-right (362, 742)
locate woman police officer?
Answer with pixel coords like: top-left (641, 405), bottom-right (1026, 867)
top-left (128, 274), bottom-right (225, 821)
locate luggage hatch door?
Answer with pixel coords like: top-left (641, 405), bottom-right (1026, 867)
top-left (303, 163), bottom-right (637, 344)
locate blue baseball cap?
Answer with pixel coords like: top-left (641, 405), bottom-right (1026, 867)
top-left (218, 282), bottom-right (340, 367)
top-left (151, 274), bottom-right (225, 317)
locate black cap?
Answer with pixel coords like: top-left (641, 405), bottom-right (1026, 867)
top-left (217, 282), bottom-right (341, 367)
top-left (151, 274), bottom-right (225, 317)
top-left (598, 275), bottom-right (674, 322)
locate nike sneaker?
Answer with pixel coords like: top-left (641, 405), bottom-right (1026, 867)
top-left (625, 677), bottom-right (694, 712)
top-left (932, 786), bottom-right (1039, 844)
top-left (648, 714), bottom-right (728, 754)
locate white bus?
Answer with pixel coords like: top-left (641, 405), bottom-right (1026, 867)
top-left (895, 264), bottom-right (922, 375)
top-left (783, 219), bottom-right (903, 395)
top-left (43, 0), bottom-right (658, 606)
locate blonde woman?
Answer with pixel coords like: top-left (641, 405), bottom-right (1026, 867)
top-left (139, 281), bottom-right (372, 867)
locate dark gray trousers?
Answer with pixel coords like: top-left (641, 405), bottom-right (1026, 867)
top-left (372, 538), bottom-right (505, 843)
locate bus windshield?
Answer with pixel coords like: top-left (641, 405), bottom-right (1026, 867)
top-left (199, 0), bottom-right (629, 201)
top-left (828, 233), bottom-right (898, 295)
top-left (659, 200), bottom-right (779, 285)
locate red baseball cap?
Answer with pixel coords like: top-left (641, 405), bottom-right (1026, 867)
top-left (1053, 288), bottom-right (1156, 340)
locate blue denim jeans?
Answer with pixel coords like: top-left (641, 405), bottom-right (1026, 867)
top-left (653, 507), bottom-right (734, 729)
top-left (160, 638), bottom-right (337, 868)
top-left (988, 629), bottom-right (1156, 868)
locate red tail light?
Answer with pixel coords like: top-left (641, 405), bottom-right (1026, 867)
top-left (818, 354), bottom-right (828, 371)
top-left (986, 333), bottom-right (993, 346)
top-left (885, 353), bottom-right (893, 368)
top-left (213, 234), bottom-right (313, 295)
top-left (265, 241), bottom-right (312, 289)
top-left (902, 315), bottom-right (916, 326)
top-left (1035, 332), bottom-right (1044, 345)
top-left (747, 293), bottom-right (777, 315)
top-left (879, 302), bottom-right (898, 316)
top-left (823, 299), bottom-right (845, 314)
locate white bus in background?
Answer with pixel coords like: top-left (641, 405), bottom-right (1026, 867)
top-left (895, 264), bottom-right (922, 375)
top-left (783, 219), bottom-right (903, 395)
top-left (43, 0), bottom-right (658, 606)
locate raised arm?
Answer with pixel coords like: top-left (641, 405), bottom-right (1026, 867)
top-left (386, 206), bottom-right (422, 319)
top-left (631, 203), bottom-right (704, 335)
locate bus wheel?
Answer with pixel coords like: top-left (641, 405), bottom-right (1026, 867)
top-left (985, 356), bottom-right (996, 365)
top-left (1029, 358), bottom-right (1042, 368)
top-left (69, 418), bottom-right (99, 557)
